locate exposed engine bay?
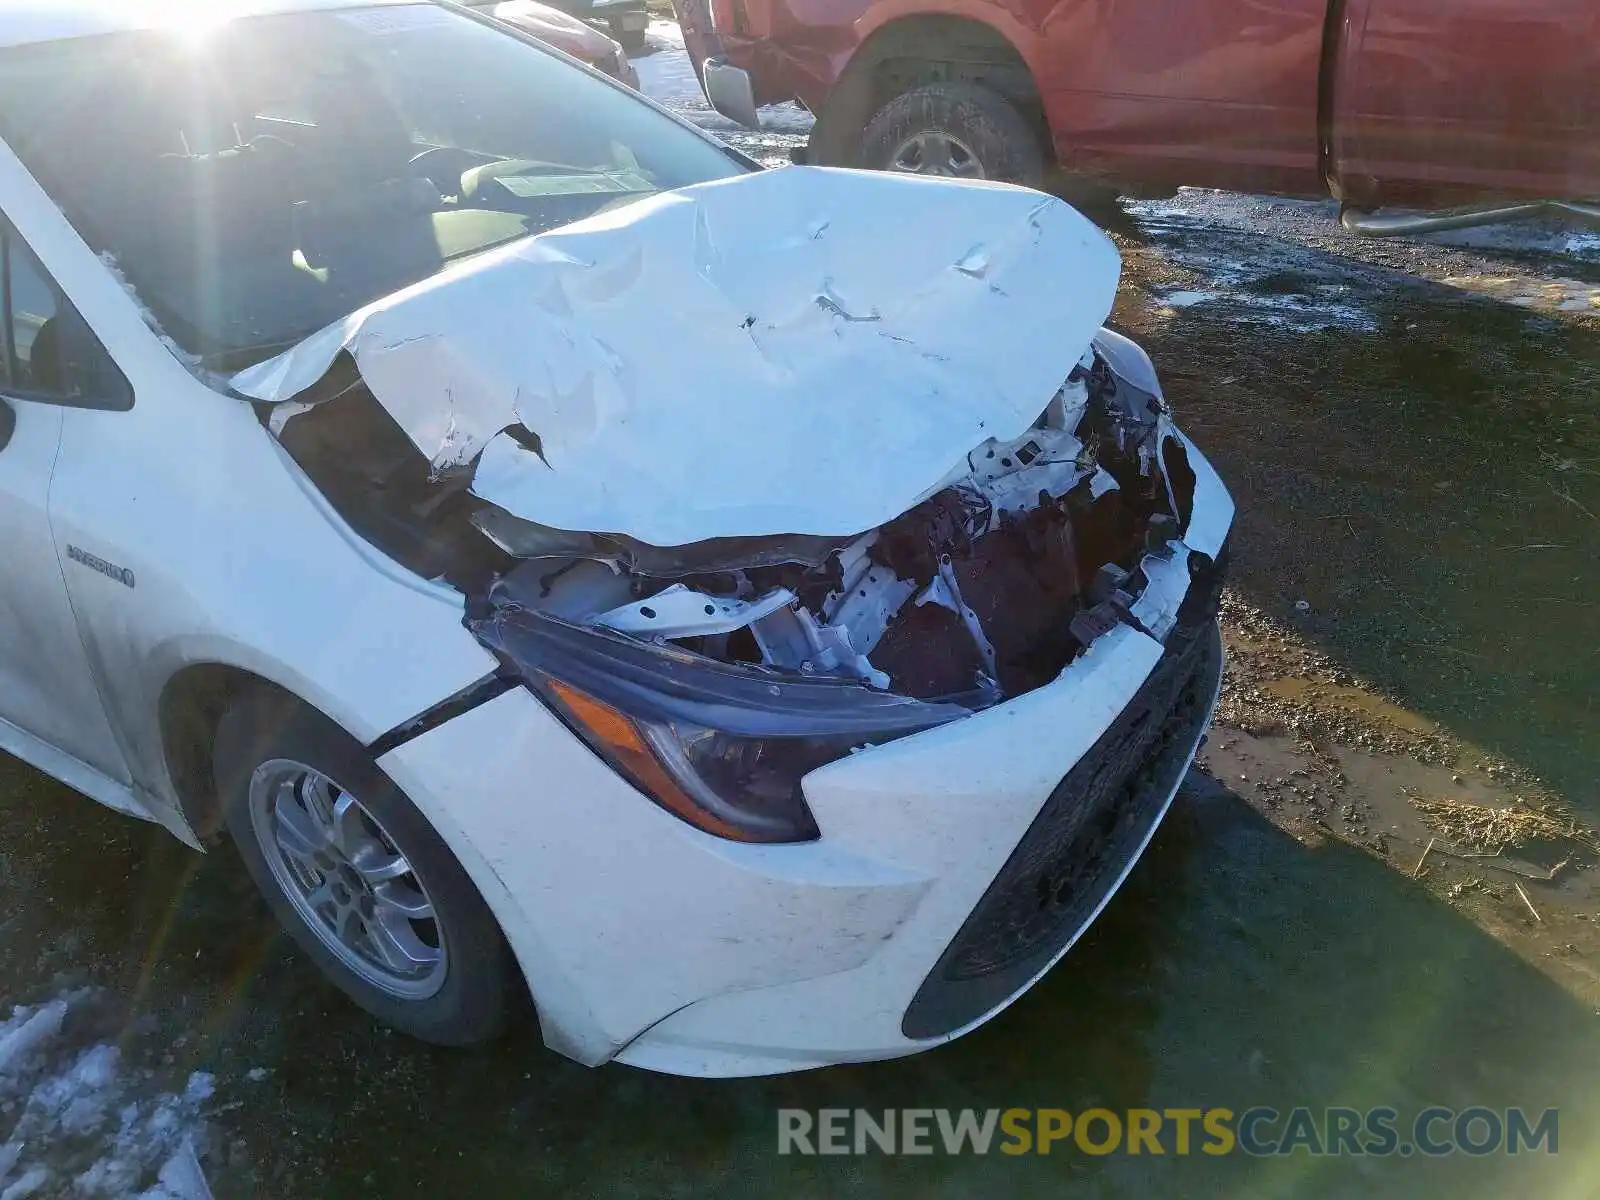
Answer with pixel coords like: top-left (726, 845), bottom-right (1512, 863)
top-left (486, 348), bottom-right (1205, 706)
top-left (272, 339), bottom-right (1207, 712)
top-left (241, 167), bottom-right (1222, 803)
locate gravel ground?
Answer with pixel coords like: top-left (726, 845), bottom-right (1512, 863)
top-left (0, 23), bottom-right (1595, 1198)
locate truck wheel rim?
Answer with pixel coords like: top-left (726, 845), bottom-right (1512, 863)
top-left (887, 131), bottom-right (984, 179)
top-left (249, 759), bottom-right (447, 1000)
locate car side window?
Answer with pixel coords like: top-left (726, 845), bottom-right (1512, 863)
top-left (4, 234), bottom-right (60, 392)
top-left (1, 229), bottom-right (132, 410)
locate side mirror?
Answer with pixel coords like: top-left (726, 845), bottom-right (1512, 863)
top-left (0, 397), bottom-right (15, 452)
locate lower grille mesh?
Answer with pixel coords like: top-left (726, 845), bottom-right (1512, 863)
top-left (901, 615), bottom-right (1223, 1040)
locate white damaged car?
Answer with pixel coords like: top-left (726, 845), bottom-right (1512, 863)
top-left (0, 0), bottom-right (1231, 1075)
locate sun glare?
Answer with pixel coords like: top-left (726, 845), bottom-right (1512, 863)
top-left (113, 0), bottom-right (245, 40)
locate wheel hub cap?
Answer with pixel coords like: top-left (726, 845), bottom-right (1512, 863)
top-left (249, 760), bottom-right (447, 999)
top-left (887, 131), bottom-right (985, 179)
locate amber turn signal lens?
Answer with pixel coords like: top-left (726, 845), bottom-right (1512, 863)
top-left (544, 678), bottom-right (753, 842)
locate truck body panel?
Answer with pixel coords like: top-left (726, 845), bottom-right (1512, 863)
top-left (691, 0), bottom-right (1600, 208)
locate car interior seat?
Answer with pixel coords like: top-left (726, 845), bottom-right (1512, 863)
top-left (21, 316), bottom-right (61, 393)
top-left (289, 63), bottom-right (445, 294)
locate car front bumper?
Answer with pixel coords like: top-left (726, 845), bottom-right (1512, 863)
top-left (380, 429), bottom-right (1232, 1077)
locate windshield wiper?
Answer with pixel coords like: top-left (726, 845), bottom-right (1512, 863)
top-left (204, 329), bottom-right (333, 373)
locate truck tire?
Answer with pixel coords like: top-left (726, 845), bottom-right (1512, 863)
top-left (859, 82), bottom-right (1045, 188)
top-left (214, 686), bottom-right (521, 1046)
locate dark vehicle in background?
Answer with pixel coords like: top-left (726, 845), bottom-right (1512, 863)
top-left (467, 0), bottom-right (640, 81)
top-left (520, 0), bottom-right (650, 51)
top-left (678, 0), bottom-right (1600, 235)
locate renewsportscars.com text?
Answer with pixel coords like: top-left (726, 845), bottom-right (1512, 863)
top-left (777, 1106), bottom-right (1559, 1157)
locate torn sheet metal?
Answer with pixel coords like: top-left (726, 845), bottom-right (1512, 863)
top-left (1128, 544), bottom-right (1191, 643)
top-left (592, 584), bottom-right (794, 638)
top-left (822, 537), bottom-right (917, 660)
top-left (231, 166), bottom-right (1120, 547)
top-left (749, 604), bottom-right (889, 689)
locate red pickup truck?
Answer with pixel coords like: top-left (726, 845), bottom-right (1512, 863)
top-left (678, 0), bottom-right (1599, 234)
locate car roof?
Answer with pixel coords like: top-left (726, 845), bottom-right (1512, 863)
top-left (0, 0), bottom-right (421, 49)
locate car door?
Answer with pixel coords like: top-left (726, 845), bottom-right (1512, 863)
top-left (1037, 0), bottom-right (1329, 195)
top-left (0, 219), bottom-right (134, 784)
top-left (1329, 0), bottom-right (1600, 205)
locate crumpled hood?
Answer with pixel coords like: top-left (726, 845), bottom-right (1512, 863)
top-left (232, 166), bottom-right (1121, 547)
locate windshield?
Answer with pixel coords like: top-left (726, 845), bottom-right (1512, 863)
top-left (0, 2), bottom-right (742, 364)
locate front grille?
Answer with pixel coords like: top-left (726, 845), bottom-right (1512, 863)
top-left (901, 597), bottom-right (1223, 1040)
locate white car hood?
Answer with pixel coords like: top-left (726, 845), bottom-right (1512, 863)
top-left (232, 166), bottom-right (1121, 547)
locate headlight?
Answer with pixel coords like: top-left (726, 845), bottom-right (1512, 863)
top-left (471, 604), bottom-right (968, 844)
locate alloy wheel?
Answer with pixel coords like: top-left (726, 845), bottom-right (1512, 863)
top-left (247, 759), bottom-right (447, 999)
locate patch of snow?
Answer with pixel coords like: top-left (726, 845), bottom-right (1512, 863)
top-left (1127, 189), bottom-right (1334, 232)
top-left (0, 1003), bottom-right (67, 1075)
top-left (183, 1073), bottom-right (215, 1105)
top-left (630, 19), bottom-right (811, 165)
top-left (136, 1139), bottom-right (212, 1200)
top-left (1157, 289), bottom-right (1219, 309)
top-left (1233, 296), bottom-right (1376, 333)
top-left (96, 252), bottom-right (207, 376)
top-left (1420, 221), bottom-right (1600, 260)
top-left (1130, 190), bottom-right (1384, 331)
top-left (0, 992), bottom-right (216, 1200)
top-left (1130, 188), bottom-right (1600, 320)
top-left (0, 1166), bottom-right (48, 1200)
top-left (629, 21), bottom-right (705, 111)
top-left (36, 1044), bottom-right (122, 1135)
top-left (1150, 259), bottom-right (1379, 333)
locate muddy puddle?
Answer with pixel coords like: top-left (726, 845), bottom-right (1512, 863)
top-left (1202, 728), bottom-right (1600, 1007)
top-left (1126, 190), bottom-right (1600, 324)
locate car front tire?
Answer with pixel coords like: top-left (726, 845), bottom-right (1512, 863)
top-left (214, 687), bottom-right (521, 1046)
